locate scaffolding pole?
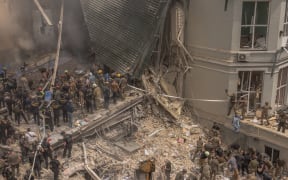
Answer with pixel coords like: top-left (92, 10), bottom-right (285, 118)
top-left (50, 0), bottom-right (64, 91)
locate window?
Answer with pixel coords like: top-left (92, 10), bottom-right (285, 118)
top-left (237, 71), bottom-right (263, 113)
top-left (276, 67), bottom-right (288, 106)
top-left (265, 146), bottom-right (280, 163)
top-left (284, 0), bottom-right (288, 36)
top-left (240, 1), bottom-right (269, 50)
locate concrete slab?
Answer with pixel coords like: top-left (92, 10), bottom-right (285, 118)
top-left (160, 78), bottom-right (178, 97)
top-left (114, 140), bottom-right (141, 153)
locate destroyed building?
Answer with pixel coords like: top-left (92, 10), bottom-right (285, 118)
top-left (1, 0), bottom-right (288, 179)
top-left (80, 0), bottom-right (288, 164)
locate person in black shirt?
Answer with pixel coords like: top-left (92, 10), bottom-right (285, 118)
top-left (62, 131), bottom-right (73, 158)
top-left (225, 89), bottom-right (236, 116)
top-left (50, 155), bottom-right (61, 180)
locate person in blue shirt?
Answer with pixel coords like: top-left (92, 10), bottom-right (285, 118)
top-left (232, 112), bottom-right (241, 133)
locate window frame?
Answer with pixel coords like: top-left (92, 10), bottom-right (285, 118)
top-left (240, 0), bottom-right (270, 50)
top-left (284, 0), bottom-right (288, 36)
top-left (276, 67), bottom-right (288, 107)
top-left (237, 71), bottom-right (263, 113)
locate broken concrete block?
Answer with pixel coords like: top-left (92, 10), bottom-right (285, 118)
top-left (160, 78), bottom-right (177, 97)
top-left (115, 140), bottom-right (141, 153)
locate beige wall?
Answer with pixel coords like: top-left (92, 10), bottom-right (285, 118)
top-left (184, 61), bottom-right (233, 116)
top-left (187, 0), bottom-right (234, 51)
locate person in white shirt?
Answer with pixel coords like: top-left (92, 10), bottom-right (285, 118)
top-left (25, 128), bottom-right (37, 143)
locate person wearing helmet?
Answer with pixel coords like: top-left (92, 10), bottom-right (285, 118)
top-left (97, 69), bottom-right (103, 74)
top-left (200, 151), bottom-right (210, 180)
top-left (64, 70), bottom-right (70, 81)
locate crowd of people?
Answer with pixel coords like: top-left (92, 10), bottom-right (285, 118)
top-left (226, 90), bottom-right (287, 134)
top-left (169, 124), bottom-right (287, 180)
top-left (0, 63), bottom-right (129, 179)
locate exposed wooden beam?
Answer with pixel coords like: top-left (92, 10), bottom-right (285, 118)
top-left (33, 0), bottom-right (53, 26)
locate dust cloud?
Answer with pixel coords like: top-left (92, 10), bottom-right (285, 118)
top-left (0, 2), bottom-right (34, 52)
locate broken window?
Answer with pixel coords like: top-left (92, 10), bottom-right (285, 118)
top-left (276, 67), bottom-right (288, 106)
top-left (237, 71), bottom-right (263, 113)
top-left (240, 1), bottom-right (269, 50)
top-left (284, 0), bottom-right (288, 36)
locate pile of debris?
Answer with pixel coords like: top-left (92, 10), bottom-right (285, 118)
top-left (37, 69), bottom-right (210, 179)
top-left (45, 100), bottom-right (204, 179)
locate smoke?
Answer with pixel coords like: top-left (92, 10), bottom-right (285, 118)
top-left (0, 1), bottom-right (34, 52)
top-left (62, 0), bottom-right (89, 57)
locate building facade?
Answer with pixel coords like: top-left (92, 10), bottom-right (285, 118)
top-left (182, 0), bottom-right (288, 162)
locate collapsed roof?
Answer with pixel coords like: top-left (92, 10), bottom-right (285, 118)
top-left (80, 0), bottom-right (169, 75)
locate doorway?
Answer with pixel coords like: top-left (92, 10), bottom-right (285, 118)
top-left (265, 146), bottom-right (280, 163)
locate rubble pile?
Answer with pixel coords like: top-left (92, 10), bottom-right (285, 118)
top-left (48, 103), bottom-right (204, 179)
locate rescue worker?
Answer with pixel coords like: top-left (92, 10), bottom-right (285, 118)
top-left (200, 151), bottom-right (210, 180)
top-left (14, 99), bottom-right (28, 125)
top-left (225, 89), bottom-right (236, 116)
top-left (92, 83), bottom-right (99, 110)
top-left (248, 155), bottom-right (259, 176)
top-left (238, 98), bottom-right (247, 119)
top-left (23, 169), bottom-right (34, 180)
top-left (60, 96), bottom-right (68, 123)
top-left (192, 136), bottom-right (203, 161)
top-left (62, 131), bottom-right (73, 158)
top-left (242, 151), bottom-right (250, 176)
top-left (31, 97), bottom-right (40, 125)
top-left (0, 118), bottom-right (8, 144)
top-left (65, 99), bottom-right (74, 128)
top-left (4, 93), bottom-right (14, 119)
top-left (2, 165), bottom-right (16, 180)
top-left (19, 74), bottom-right (29, 91)
top-left (44, 107), bottom-right (53, 132)
top-left (19, 133), bottom-right (29, 163)
top-left (84, 86), bottom-right (93, 113)
top-left (227, 151), bottom-right (239, 180)
top-left (25, 128), bottom-right (38, 150)
top-left (119, 75), bottom-right (127, 99)
top-left (261, 102), bottom-right (272, 125)
top-left (262, 157), bottom-right (273, 180)
top-left (209, 154), bottom-right (219, 180)
top-left (29, 150), bottom-right (42, 178)
top-left (7, 150), bottom-right (21, 177)
top-left (41, 137), bottom-right (52, 169)
top-left (52, 100), bottom-right (61, 127)
top-left (50, 155), bottom-right (61, 180)
top-left (210, 136), bottom-right (221, 150)
top-left (63, 70), bottom-right (71, 81)
top-left (277, 112), bottom-right (286, 133)
top-left (110, 79), bottom-right (119, 104)
top-left (232, 112), bottom-right (241, 133)
top-left (163, 160), bottom-right (171, 180)
top-left (175, 169), bottom-right (187, 180)
top-left (103, 82), bottom-right (110, 109)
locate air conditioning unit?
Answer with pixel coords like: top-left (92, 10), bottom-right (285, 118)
top-left (237, 53), bottom-right (249, 62)
top-left (281, 36), bottom-right (288, 47)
